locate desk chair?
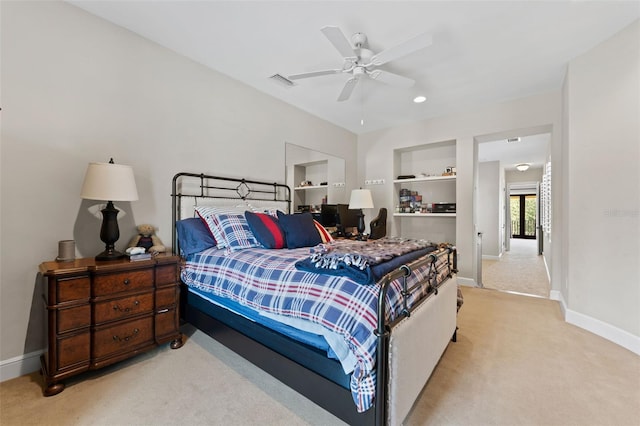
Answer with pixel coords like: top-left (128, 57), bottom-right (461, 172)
top-left (368, 208), bottom-right (387, 240)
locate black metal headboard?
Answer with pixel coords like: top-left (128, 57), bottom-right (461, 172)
top-left (171, 172), bottom-right (291, 255)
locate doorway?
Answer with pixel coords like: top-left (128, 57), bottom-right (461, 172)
top-left (510, 194), bottom-right (537, 239)
top-left (475, 129), bottom-right (551, 297)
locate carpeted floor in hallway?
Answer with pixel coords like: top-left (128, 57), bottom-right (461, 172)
top-left (482, 238), bottom-right (550, 297)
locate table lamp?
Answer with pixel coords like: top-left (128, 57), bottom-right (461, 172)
top-left (80, 159), bottom-right (139, 260)
top-left (348, 189), bottom-right (374, 237)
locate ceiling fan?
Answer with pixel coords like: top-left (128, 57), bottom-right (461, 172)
top-left (288, 26), bottom-right (433, 102)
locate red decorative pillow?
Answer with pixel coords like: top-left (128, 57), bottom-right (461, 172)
top-left (245, 211), bottom-right (286, 249)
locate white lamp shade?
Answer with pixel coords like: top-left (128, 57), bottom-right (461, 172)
top-left (80, 162), bottom-right (139, 201)
top-left (348, 189), bottom-right (374, 209)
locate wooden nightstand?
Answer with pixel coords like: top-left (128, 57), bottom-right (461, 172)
top-left (39, 254), bottom-right (183, 396)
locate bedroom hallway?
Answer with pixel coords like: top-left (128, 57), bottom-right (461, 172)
top-left (481, 238), bottom-right (550, 297)
top-left (2, 287), bottom-right (638, 426)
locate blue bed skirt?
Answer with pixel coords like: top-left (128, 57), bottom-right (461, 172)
top-left (185, 286), bottom-right (351, 389)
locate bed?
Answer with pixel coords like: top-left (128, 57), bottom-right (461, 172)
top-left (171, 172), bottom-right (459, 425)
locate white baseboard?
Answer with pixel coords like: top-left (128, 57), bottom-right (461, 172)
top-left (549, 289), bottom-right (562, 302)
top-left (529, 290), bottom-right (637, 355)
top-left (543, 255), bottom-right (551, 283)
top-left (482, 254), bottom-right (501, 260)
top-left (565, 308), bottom-right (640, 356)
top-left (456, 276), bottom-right (477, 287)
top-left (0, 350), bottom-right (43, 382)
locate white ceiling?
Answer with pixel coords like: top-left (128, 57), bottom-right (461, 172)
top-left (70, 0), bottom-right (638, 136)
top-left (478, 133), bottom-right (550, 171)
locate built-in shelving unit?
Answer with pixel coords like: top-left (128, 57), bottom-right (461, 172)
top-left (292, 160), bottom-right (328, 211)
top-left (285, 143), bottom-right (347, 213)
top-left (392, 140), bottom-right (457, 243)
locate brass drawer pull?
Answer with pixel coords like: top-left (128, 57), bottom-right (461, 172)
top-left (112, 300), bottom-right (140, 313)
top-left (112, 328), bottom-right (139, 342)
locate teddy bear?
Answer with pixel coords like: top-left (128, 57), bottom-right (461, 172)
top-left (127, 224), bottom-right (166, 254)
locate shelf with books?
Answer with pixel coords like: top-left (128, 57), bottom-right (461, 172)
top-left (393, 212), bottom-right (456, 218)
top-left (393, 140), bottom-right (457, 243)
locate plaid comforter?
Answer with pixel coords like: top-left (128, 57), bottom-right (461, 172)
top-left (181, 245), bottom-right (438, 412)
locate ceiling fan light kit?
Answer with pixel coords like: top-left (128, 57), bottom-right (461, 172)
top-left (287, 25), bottom-right (433, 102)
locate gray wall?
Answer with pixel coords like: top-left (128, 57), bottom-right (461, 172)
top-left (0, 1), bottom-right (357, 365)
top-left (562, 20), bottom-right (639, 341)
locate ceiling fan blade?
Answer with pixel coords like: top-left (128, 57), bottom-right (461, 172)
top-left (288, 69), bottom-right (342, 80)
top-left (337, 77), bottom-right (359, 102)
top-left (369, 32), bottom-right (433, 66)
top-left (369, 70), bottom-right (415, 88)
top-left (321, 26), bottom-right (357, 59)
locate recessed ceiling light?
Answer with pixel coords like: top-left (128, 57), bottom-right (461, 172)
top-left (413, 95), bottom-right (426, 103)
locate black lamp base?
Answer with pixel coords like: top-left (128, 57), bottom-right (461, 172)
top-left (95, 249), bottom-right (125, 261)
top-left (96, 201), bottom-right (124, 261)
top-left (356, 211), bottom-right (366, 239)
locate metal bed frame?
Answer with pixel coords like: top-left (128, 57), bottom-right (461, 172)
top-left (171, 172), bottom-right (456, 425)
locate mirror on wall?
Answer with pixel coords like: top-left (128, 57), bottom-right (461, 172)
top-left (285, 142), bottom-right (346, 213)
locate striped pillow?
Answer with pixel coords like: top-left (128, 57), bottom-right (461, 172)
top-left (208, 213), bottom-right (260, 252)
top-left (195, 206), bottom-right (249, 249)
top-left (314, 220), bottom-right (334, 243)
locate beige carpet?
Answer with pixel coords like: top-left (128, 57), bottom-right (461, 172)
top-left (482, 239), bottom-right (550, 298)
top-left (2, 287), bottom-right (639, 426)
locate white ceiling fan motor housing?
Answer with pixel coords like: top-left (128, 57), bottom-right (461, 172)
top-left (351, 32), bottom-right (367, 47)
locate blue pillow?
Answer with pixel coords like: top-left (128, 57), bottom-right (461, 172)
top-left (276, 211), bottom-right (322, 249)
top-left (176, 217), bottom-right (217, 256)
top-left (245, 211), bottom-right (286, 249)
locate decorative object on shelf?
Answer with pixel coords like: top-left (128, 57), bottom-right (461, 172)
top-left (127, 224), bottom-right (166, 254)
top-left (348, 189), bottom-right (374, 237)
top-left (396, 174), bottom-right (416, 180)
top-left (56, 240), bottom-right (75, 262)
top-left (515, 163), bottom-right (530, 172)
top-left (80, 158), bottom-right (139, 261)
top-left (443, 166), bottom-right (457, 176)
top-left (300, 180), bottom-right (313, 187)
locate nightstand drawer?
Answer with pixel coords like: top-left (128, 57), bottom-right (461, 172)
top-left (156, 263), bottom-right (177, 286)
top-left (93, 316), bottom-right (154, 359)
top-left (57, 276), bottom-right (90, 303)
top-left (155, 286), bottom-right (177, 310)
top-left (94, 292), bottom-right (154, 323)
top-left (155, 306), bottom-right (178, 341)
top-left (57, 332), bottom-right (90, 369)
top-left (93, 269), bottom-right (153, 296)
top-left (57, 305), bottom-right (91, 333)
